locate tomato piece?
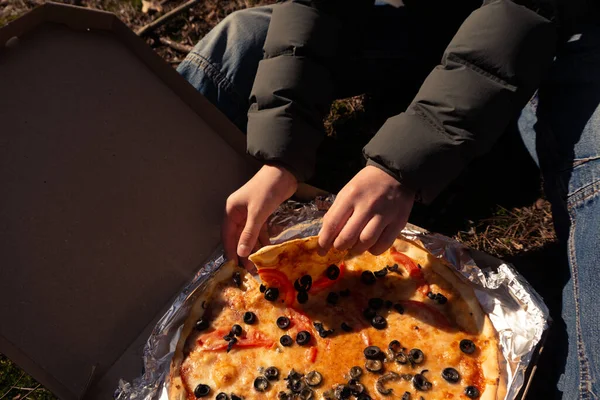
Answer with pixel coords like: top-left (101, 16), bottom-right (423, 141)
top-left (399, 300), bottom-right (453, 329)
top-left (288, 308), bottom-right (314, 333)
top-left (390, 249), bottom-right (430, 295)
top-left (309, 263), bottom-right (345, 294)
top-left (258, 269), bottom-right (296, 307)
top-left (198, 329), bottom-right (274, 351)
top-left (306, 346), bottom-right (318, 363)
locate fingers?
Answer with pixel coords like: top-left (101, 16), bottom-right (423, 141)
top-left (258, 223), bottom-right (270, 248)
top-left (350, 215), bottom-right (388, 255)
top-left (333, 212), bottom-right (371, 251)
top-left (237, 211), bottom-right (264, 258)
top-left (369, 220), bottom-right (405, 255)
top-left (318, 202), bottom-right (353, 255)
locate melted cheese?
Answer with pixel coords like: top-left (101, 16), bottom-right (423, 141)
top-left (179, 239), bottom-right (499, 399)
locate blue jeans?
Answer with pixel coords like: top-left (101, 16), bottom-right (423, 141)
top-left (178, 6), bottom-right (600, 398)
top-left (518, 27), bottom-right (600, 399)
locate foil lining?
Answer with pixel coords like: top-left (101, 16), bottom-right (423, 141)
top-left (115, 196), bottom-right (549, 400)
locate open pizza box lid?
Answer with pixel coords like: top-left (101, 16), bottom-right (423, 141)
top-left (0, 3), bottom-right (544, 400)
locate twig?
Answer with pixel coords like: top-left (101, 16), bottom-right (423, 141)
top-left (0, 372), bottom-right (25, 400)
top-left (136, 0), bottom-right (200, 37)
top-left (20, 384), bottom-right (40, 400)
top-left (159, 37), bottom-right (193, 53)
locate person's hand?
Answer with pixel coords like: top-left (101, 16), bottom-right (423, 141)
top-left (318, 165), bottom-right (415, 256)
top-left (223, 164), bottom-right (298, 263)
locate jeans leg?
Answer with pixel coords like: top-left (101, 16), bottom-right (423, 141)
top-left (518, 25), bottom-right (600, 399)
top-left (177, 6), bottom-right (272, 132)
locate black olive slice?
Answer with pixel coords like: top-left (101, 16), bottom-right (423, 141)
top-left (395, 351), bottom-right (409, 364)
top-left (226, 337), bottom-right (237, 353)
top-left (368, 298), bottom-right (384, 310)
top-left (357, 394), bottom-right (372, 400)
top-left (365, 359), bottom-right (383, 373)
top-left (327, 292), bottom-right (339, 305)
top-left (341, 322), bottom-right (352, 332)
top-left (387, 263), bottom-right (400, 273)
top-left (298, 387), bottom-right (315, 400)
top-left (322, 389), bottom-right (335, 400)
top-left (289, 379), bottom-right (307, 394)
top-left (296, 330), bottom-right (311, 345)
top-left (363, 346), bottom-right (383, 360)
top-left (374, 268), bottom-right (388, 278)
top-left (393, 303), bottom-right (404, 314)
top-left (231, 324), bottom-right (242, 336)
top-left (193, 383), bottom-right (211, 397)
top-left (305, 371), bottom-right (323, 387)
top-left (350, 366), bottom-right (363, 379)
top-left (280, 335), bottom-right (293, 347)
top-left (294, 275), bottom-right (313, 291)
top-left (230, 395), bottom-right (242, 400)
top-left (401, 391), bottom-right (411, 400)
top-left (376, 372), bottom-right (400, 395)
top-left (360, 271), bottom-right (376, 285)
top-left (195, 318), bottom-right (209, 332)
top-left (265, 366), bottom-right (280, 380)
top-left (297, 290), bottom-right (309, 304)
top-left (278, 391), bottom-right (293, 400)
top-left (265, 287), bottom-right (280, 302)
top-left (401, 373), bottom-right (413, 381)
top-left (388, 340), bottom-right (402, 353)
top-left (259, 284), bottom-right (266, 293)
top-left (277, 316), bottom-right (291, 330)
top-left (254, 376), bottom-right (269, 392)
top-left (385, 300), bottom-right (393, 308)
top-left (442, 367), bottom-right (460, 383)
top-left (363, 308), bottom-right (376, 320)
top-left (435, 293), bottom-right (448, 304)
top-left (286, 369), bottom-right (304, 381)
top-left (333, 384), bottom-right (351, 399)
top-left (408, 348), bottom-right (424, 364)
top-left (412, 374), bottom-right (432, 391)
top-left (216, 393), bottom-right (229, 400)
top-left (326, 265), bottom-right (340, 280)
top-left (348, 380), bottom-right (364, 395)
top-left (243, 311), bottom-right (256, 325)
top-left (460, 339), bottom-right (476, 354)
top-left (371, 315), bottom-right (388, 330)
top-left (465, 386), bottom-right (480, 398)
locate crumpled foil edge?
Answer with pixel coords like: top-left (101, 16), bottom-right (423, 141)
top-left (115, 196), bottom-right (549, 400)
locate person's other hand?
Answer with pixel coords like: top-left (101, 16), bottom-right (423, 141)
top-left (318, 165), bottom-right (415, 256)
top-left (223, 164), bottom-right (297, 264)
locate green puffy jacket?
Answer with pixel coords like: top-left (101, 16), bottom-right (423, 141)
top-left (246, 0), bottom-right (558, 203)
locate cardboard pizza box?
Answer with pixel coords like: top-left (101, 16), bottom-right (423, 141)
top-left (0, 3), bottom-right (543, 399)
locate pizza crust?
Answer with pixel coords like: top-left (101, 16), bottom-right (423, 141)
top-left (168, 236), bottom-right (507, 399)
top-left (168, 260), bottom-right (238, 400)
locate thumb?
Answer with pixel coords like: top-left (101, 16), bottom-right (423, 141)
top-left (237, 212), bottom-right (263, 258)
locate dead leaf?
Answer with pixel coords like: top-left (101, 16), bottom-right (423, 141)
top-left (141, 0), bottom-right (163, 14)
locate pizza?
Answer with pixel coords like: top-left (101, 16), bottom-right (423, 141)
top-left (168, 236), bottom-right (507, 400)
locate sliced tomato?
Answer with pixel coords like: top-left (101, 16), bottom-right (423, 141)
top-left (309, 262), bottom-right (345, 294)
top-left (288, 307), bottom-right (314, 333)
top-left (198, 328), bottom-right (275, 351)
top-left (399, 300), bottom-right (453, 329)
top-left (306, 346), bottom-right (318, 363)
top-left (258, 269), bottom-right (296, 307)
top-left (390, 249), bottom-right (430, 295)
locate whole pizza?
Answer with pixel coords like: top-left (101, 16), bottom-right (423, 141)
top-left (168, 236), bottom-right (507, 400)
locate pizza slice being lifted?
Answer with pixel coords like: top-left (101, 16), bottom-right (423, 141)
top-left (169, 236), bottom-right (507, 400)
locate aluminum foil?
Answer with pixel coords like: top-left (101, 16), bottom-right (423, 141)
top-left (115, 196), bottom-right (549, 400)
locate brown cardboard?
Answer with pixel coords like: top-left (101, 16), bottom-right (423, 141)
top-left (0, 3), bottom-right (256, 399)
top-left (0, 4), bottom-right (545, 400)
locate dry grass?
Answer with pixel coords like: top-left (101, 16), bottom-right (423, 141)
top-left (455, 198), bottom-right (556, 258)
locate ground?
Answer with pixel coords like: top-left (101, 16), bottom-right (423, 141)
top-left (0, 1), bottom-right (559, 399)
